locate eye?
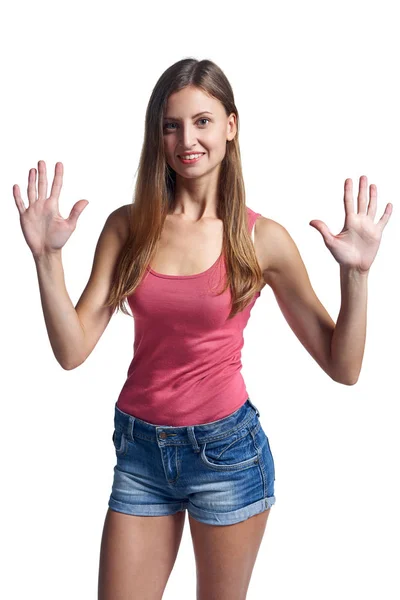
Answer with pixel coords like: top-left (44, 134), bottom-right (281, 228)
top-left (163, 118), bottom-right (210, 131)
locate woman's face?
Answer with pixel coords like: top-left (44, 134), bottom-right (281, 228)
top-left (163, 85), bottom-right (236, 179)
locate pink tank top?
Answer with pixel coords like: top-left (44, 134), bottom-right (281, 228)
top-left (116, 206), bottom-right (263, 426)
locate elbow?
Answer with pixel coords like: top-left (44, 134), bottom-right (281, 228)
top-left (330, 369), bottom-right (359, 386)
top-left (65, 349), bottom-right (90, 370)
top-left (61, 361), bottom-right (77, 371)
top-left (60, 356), bottom-right (85, 371)
top-left (340, 377), bottom-right (359, 386)
top-left (345, 375), bottom-right (359, 386)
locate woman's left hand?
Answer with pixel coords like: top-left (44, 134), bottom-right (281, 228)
top-left (309, 175), bottom-right (393, 274)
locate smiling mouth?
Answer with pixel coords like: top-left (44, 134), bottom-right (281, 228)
top-left (178, 153), bottom-right (206, 164)
top-left (178, 153), bottom-right (206, 157)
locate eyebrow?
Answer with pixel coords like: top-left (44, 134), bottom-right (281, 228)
top-left (163, 111), bottom-right (213, 121)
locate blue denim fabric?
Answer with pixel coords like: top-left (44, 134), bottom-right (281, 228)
top-left (108, 397), bottom-right (276, 526)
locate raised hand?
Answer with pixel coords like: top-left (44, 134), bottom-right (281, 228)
top-left (309, 176), bottom-right (393, 274)
top-left (13, 160), bottom-right (89, 258)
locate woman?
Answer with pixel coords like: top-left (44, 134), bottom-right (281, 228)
top-left (13, 58), bottom-right (392, 600)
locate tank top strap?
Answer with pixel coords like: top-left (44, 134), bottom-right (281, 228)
top-left (248, 207), bottom-right (262, 244)
top-left (251, 221), bottom-right (256, 243)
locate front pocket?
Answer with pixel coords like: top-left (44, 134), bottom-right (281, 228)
top-left (112, 428), bottom-right (128, 457)
top-left (200, 423), bottom-right (260, 471)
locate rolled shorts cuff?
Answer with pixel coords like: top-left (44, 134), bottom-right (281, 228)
top-left (187, 494), bottom-right (276, 526)
top-left (108, 494), bottom-right (276, 525)
top-left (108, 496), bottom-right (186, 517)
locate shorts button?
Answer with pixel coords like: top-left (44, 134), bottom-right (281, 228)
top-left (159, 432), bottom-right (167, 439)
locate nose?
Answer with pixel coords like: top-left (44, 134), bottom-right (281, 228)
top-left (180, 123), bottom-right (198, 149)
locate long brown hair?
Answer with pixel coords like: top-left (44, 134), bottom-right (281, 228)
top-left (106, 58), bottom-right (264, 320)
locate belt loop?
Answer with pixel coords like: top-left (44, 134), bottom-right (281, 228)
top-left (247, 397), bottom-right (260, 417)
top-left (187, 426), bottom-right (200, 452)
top-left (127, 415), bottom-right (135, 441)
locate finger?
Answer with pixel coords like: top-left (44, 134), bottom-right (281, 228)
top-left (344, 178), bottom-right (354, 216)
top-left (357, 175), bottom-right (368, 214)
top-left (367, 184), bottom-right (377, 221)
top-left (27, 167), bottom-right (37, 205)
top-left (49, 162), bottom-right (63, 200)
top-left (377, 203), bottom-right (393, 232)
top-left (37, 160), bottom-right (48, 201)
top-left (13, 184), bottom-right (26, 215)
top-left (309, 219), bottom-right (335, 246)
top-left (67, 199), bottom-right (89, 228)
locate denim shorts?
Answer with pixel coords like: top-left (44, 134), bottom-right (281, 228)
top-left (108, 397), bottom-right (276, 526)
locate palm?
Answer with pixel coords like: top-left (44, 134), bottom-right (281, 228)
top-left (309, 176), bottom-right (393, 274)
top-left (20, 198), bottom-right (74, 252)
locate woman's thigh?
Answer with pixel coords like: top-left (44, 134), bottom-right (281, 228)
top-left (189, 508), bottom-right (271, 600)
top-left (98, 508), bottom-right (186, 600)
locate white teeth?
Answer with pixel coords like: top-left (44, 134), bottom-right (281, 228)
top-left (180, 153), bottom-right (203, 159)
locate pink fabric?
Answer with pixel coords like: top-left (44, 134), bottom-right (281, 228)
top-left (116, 206), bottom-right (263, 426)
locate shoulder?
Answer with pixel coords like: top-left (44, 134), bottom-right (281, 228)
top-left (108, 203), bottom-right (131, 244)
top-left (254, 216), bottom-right (299, 279)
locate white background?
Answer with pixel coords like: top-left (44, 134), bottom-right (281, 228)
top-left (1, 0), bottom-right (399, 598)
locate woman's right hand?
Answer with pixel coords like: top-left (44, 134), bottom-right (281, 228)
top-left (13, 160), bottom-right (89, 259)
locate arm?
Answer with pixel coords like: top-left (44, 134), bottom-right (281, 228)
top-left (34, 205), bottom-right (128, 370)
top-left (330, 267), bottom-right (368, 385)
top-left (306, 176), bottom-right (392, 383)
top-left (34, 251), bottom-right (86, 370)
top-left (257, 217), bottom-right (355, 384)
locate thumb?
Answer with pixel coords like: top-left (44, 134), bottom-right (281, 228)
top-left (67, 200), bottom-right (89, 228)
top-left (309, 219), bottom-right (335, 246)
